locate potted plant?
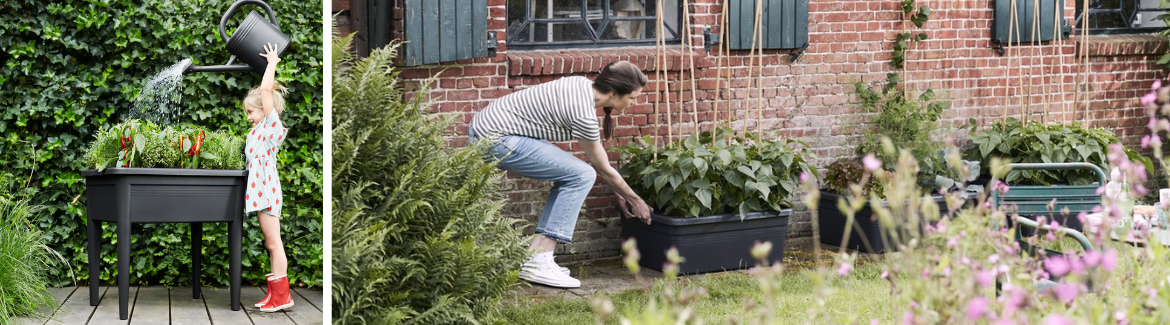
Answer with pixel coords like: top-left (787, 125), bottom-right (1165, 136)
top-left (81, 119), bottom-right (247, 318)
top-left (964, 118), bottom-right (1152, 231)
top-left (817, 77), bottom-right (979, 253)
top-left (616, 126), bottom-right (815, 274)
top-left (81, 119), bottom-right (247, 227)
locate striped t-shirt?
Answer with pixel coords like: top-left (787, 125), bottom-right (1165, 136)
top-left (469, 76), bottom-right (601, 143)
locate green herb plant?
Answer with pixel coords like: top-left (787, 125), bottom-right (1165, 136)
top-left (617, 126), bottom-right (816, 218)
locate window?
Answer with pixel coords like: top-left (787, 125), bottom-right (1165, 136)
top-left (1076, 0), bottom-right (1170, 34)
top-left (506, 0), bottom-right (683, 50)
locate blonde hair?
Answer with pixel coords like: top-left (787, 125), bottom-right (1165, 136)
top-left (243, 83), bottom-right (288, 113)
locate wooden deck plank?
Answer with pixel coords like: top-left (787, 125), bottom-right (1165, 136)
top-left (202, 287), bottom-right (253, 325)
top-left (89, 285), bottom-right (136, 324)
top-left (130, 286), bottom-right (169, 324)
top-left (290, 288), bottom-right (322, 312)
top-left (46, 286), bottom-right (105, 325)
top-left (170, 288), bottom-right (212, 325)
top-left (261, 286), bottom-right (322, 325)
top-left (242, 287), bottom-right (295, 325)
top-left (15, 287), bottom-right (75, 325)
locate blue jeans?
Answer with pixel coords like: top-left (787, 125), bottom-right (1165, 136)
top-left (469, 128), bottom-right (596, 243)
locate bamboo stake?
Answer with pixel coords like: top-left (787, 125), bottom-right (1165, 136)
top-left (715, 0), bottom-right (728, 131)
top-left (1052, 0), bottom-right (1068, 122)
top-left (1024, 0), bottom-right (1039, 123)
top-left (902, 1), bottom-right (910, 100)
top-left (653, 0), bottom-right (664, 161)
top-left (1081, 0), bottom-right (1091, 127)
top-left (678, 0), bottom-right (687, 137)
top-left (1031, 0), bottom-right (1043, 122)
top-left (1003, 0), bottom-right (1018, 123)
top-left (1013, 0), bottom-right (1025, 122)
top-left (754, 0), bottom-right (764, 139)
top-left (722, 0), bottom-right (734, 144)
top-left (684, 0), bottom-right (699, 134)
top-left (660, 0), bottom-right (672, 144)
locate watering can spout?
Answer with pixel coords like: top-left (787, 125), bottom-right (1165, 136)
top-left (182, 57), bottom-right (253, 74)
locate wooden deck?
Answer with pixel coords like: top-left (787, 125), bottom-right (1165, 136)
top-left (16, 286), bottom-right (323, 325)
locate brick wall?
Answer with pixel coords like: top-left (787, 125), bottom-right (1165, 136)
top-left (335, 0), bottom-right (1168, 264)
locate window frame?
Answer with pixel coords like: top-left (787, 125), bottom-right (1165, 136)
top-left (1076, 0), bottom-right (1170, 34)
top-left (505, 0), bottom-right (685, 50)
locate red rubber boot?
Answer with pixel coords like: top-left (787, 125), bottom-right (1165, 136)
top-left (260, 274), bottom-right (294, 312)
top-left (254, 273), bottom-right (273, 307)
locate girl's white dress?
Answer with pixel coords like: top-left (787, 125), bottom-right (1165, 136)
top-left (244, 110), bottom-right (287, 217)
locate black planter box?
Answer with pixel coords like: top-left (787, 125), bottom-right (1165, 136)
top-left (620, 209), bottom-right (792, 275)
top-left (82, 168), bottom-right (246, 320)
top-left (817, 191), bottom-right (976, 253)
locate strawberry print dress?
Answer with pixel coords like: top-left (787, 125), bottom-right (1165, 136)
top-left (244, 110), bottom-right (288, 217)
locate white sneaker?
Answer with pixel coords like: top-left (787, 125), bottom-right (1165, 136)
top-left (519, 252), bottom-right (580, 288)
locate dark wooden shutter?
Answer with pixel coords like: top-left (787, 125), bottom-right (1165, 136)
top-left (399, 0), bottom-right (493, 66)
top-left (728, 0), bottom-right (808, 50)
top-left (993, 0), bottom-right (1071, 44)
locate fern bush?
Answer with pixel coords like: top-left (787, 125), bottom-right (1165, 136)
top-left (330, 31), bottom-right (527, 324)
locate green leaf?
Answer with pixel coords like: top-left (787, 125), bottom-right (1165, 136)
top-left (182, 138), bottom-right (192, 153)
top-left (696, 189), bottom-right (712, 209)
top-left (654, 174), bottom-right (669, 192)
top-left (757, 183), bottom-right (771, 200)
top-left (694, 158), bottom-right (708, 175)
top-left (738, 166), bottom-right (756, 179)
top-left (717, 149), bottom-right (732, 165)
top-left (133, 134), bottom-right (146, 153)
top-left (200, 151), bottom-right (218, 160)
top-left (1158, 53), bottom-right (1170, 65)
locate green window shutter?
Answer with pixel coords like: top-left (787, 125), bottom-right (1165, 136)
top-left (993, 0), bottom-right (1071, 44)
top-left (401, 0), bottom-right (494, 67)
top-left (728, 0), bottom-right (808, 50)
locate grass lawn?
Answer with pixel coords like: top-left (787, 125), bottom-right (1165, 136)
top-left (499, 259), bottom-right (898, 324)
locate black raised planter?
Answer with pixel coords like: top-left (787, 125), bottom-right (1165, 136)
top-left (621, 209), bottom-right (792, 275)
top-left (82, 168), bottom-right (246, 320)
top-left (817, 191), bottom-right (977, 253)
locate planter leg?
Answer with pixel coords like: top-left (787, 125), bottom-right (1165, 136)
top-left (87, 219), bottom-right (100, 306)
top-left (191, 222), bottom-right (202, 299)
top-left (229, 219), bottom-right (241, 311)
top-left (117, 220), bottom-right (130, 320)
top-left (117, 180), bottom-right (131, 321)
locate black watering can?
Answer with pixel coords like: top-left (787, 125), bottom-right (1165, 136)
top-left (184, 0), bottom-right (291, 74)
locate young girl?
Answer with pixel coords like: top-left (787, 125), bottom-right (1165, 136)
top-left (244, 42), bottom-right (293, 312)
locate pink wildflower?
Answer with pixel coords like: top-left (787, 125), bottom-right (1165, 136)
top-left (1042, 314), bottom-right (1073, 325)
top-left (1102, 249), bottom-right (1118, 271)
top-left (1045, 256), bottom-right (1071, 277)
top-left (966, 297), bottom-right (988, 321)
top-left (838, 263), bottom-right (852, 277)
top-left (863, 154), bottom-right (881, 172)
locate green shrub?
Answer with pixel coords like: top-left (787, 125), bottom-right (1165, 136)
top-left (330, 32), bottom-right (528, 324)
top-left (0, 0), bottom-right (323, 287)
top-left (0, 199), bottom-right (67, 324)
top-left (616, 126), bottom-right (816, 218)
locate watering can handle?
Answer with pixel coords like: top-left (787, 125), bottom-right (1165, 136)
top-left (219, 0), bottom-right (281, 44)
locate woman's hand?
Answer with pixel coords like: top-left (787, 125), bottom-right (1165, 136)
top-left (259, 42), bottom-right (281, 65)
top-left (617, 194), bottom-right (652, 225)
